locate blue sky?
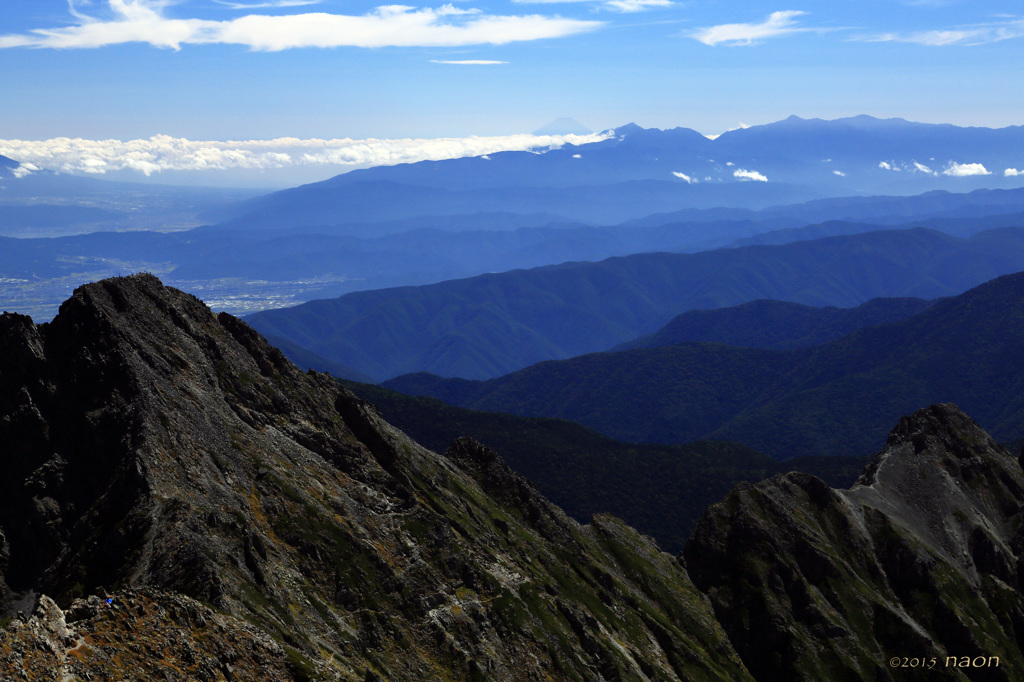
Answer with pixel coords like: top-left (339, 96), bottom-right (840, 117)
top-left (1, 1), bottom-right (1022, 184)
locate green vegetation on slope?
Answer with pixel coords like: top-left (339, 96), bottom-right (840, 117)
top-left (341, 380), bottom-right (866, 553)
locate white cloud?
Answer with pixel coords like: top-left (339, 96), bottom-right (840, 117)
top-left (605, 0), bottom-right (672, 13)
top-left (733, 168), bottom-right (767, 182)
top-left (863, 18), bottom-right (1024, 46)
top-left (833, 170), bottom-right (845, 177)
top-left (0, 132), bottom-right (612, 177)
top-left (0, 1), bottom-right (602, 50)
top-left (572, 153), bottom-right (581, 158)
top-left (705, 122), bottom-right (750, 139)
top-left (880, 160), bottom-right (948, 174)
top-left (943, 161), bottom-right (991, 176)
top-left (214, 0), bottom-right (323, 9)
top-left (1006, 168), bottom-right (1023, 177)
top-left (11, 163), bottom-right (39, 179)
top-left (691, 10), bottom-right (810, 46)
top-left (430, 59), bottom-right (508, 64)
top-left (511, 0), bottom-right (669, 11)
top-left (672, 171), bottom-right (696, 183)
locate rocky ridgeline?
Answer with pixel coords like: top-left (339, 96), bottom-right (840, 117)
top-left (2, 275), bottom-right (1024, 680)
top-left (0, 274), bottom-right (746, 680)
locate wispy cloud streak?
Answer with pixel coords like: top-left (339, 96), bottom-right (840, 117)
top-left (511, 0), bottom-right (670, 12)
top-left (604, 0), bottom-right (672, 14)
top-left (691, 10), bottom-right (810, 46)
top-left (0, 0), bottom-right (601, 50)
top-left (0, 132), bottom-right (612, 176)
top-left (430, 59), bottom-right (508, 63)
top-left (213, 0), bottom-right (323, 9)
top-left (862, 18), bottom-right (1024, 46)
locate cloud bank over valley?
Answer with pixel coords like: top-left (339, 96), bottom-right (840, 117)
top-left (0, 131), bottom-right (610, 185)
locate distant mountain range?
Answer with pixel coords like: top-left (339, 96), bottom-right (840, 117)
top-left (9, 186), bottom-right (1024, 322)
top-left (5, 119), bottom-right (1024, 322)
top-left (207, 116), bottom-right (1024, 231)
top-left (208, 176), bottom-right (818, 229)
top-left (247, 227), bottom-right (1024, 381)
top-left (382, 269), bottom-right (1024, 459)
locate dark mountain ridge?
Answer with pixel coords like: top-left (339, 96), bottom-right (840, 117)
top-left (383, 268), bottom-right (1024, 459)
top-left (616, 296), bottom-right (936, 352)
top-left (248, 227), bottom-right (1024, 381)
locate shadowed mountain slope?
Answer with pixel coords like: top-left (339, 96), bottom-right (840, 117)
top-left (384, 269), bottom-right (1024, 459)
top-left (249, 227), bottom-right (1024, 381)
top-left (616, 296), bottom-right (935, 351)
top-left (0, 274), bottom-right (749, 680)
top-left (337, 380), bottom-right (867, 554)
top-left (685, 403), bottom-right (1024, 681)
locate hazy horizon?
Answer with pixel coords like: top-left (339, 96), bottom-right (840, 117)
top-left (5, 113), bottom-right (1023, 188)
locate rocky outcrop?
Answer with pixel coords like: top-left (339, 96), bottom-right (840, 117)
top-left (0, 274), bottom-right (749, 680)
top-left (685, 403), bottom-right (1024, 681)
top-left (0, 590), bottom-right (293, 680)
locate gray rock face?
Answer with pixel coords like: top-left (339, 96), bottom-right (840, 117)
top-left (0, 274), bottom-right (748, 680)
top-left (685, 403), bottom-right (1024, 681)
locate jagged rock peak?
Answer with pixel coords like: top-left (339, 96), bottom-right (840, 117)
top-left (685, 403), bottom-right (1024, 681)
top-left (1, 273), bottom-right (750, 680)
top-left (857, 402), bottom-right (1011, 487)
